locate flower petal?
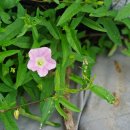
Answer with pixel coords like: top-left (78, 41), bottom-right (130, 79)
top-left (37, 68), bottom-right (48, 77)
top-left (40, 47), bottom-right (51, 58)
top-left (27, 60), bottom-right (37, 71)
top-left (45, 58), bottom-right (56, 70)
top-left (29, 47), bottom-right (51, 60)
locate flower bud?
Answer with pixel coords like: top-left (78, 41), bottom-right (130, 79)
top-left (14, 109), bottom-right (20, 120)
top-left (10, 67), bottom-right (15, 73)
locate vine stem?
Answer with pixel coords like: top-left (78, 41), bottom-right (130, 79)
top-left (19, 108), bottom-right (58, 127)
top-left (64, 67), bottom-right (76, 130)
top-left (0, 97), bottom-right (50, 113)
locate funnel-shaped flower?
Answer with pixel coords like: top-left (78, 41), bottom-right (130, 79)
top-left (27, 47), bottom-right (56, 77)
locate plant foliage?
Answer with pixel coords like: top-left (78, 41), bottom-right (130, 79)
top-left (0, 0), bottom-right (130, 129)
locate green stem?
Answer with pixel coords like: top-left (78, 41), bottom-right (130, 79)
top-left (108, 44), bottom-right (117, 56)
top-left (19, 108), bottom-right (60, 127)
top-left (20, 109), bottom-right (41, 121)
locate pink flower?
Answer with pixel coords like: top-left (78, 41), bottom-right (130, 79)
top-left (27, 47), bottom-right (56, 77)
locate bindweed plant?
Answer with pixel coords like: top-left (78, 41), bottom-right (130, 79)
top-left (0, 0), bottom-right (130, 129)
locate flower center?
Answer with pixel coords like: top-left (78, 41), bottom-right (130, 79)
top-left (36, 58), bottom-right (45, 67)
top-left (37, 60), bottom-right (43, 66)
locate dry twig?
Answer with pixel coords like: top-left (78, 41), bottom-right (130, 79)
top-left (64, 67), bottom-right (76, 130)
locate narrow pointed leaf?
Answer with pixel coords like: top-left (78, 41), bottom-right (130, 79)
top-left (60, 34), bottom-right (70, 67)
top-left (59, 97), bottom-right (80, 112)
top-left (55, 100), bottom-right (67, 119)
top-left (0, 50), bottom-right (19, 63)
top-left (82, 17), bottom-right (106, 32)
top-left (15, 53), bottom-right (27, 88)
top-left (90, 85), bottom-right (115, 104)
top-left (40, 98), bottom-right (54, 124)
top-left (115, 3), bottom-right (130, 20)
top-left (0, 19), bottom-right (24, 44)
top-left (57, 2), bottom-right (82, 26)
top-left (99, 18), bottom-right (121, 45)
top-left (54, 0), bottom-right (59, 4)
top-left (0, 111), bottom-right (19, 130)
top-left (64, 26), bottom-right (81, 54)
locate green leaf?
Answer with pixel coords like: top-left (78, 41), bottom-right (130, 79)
top-left (71, 15), bottom-right (84, 29)
top-left (2, 59), bottom-right (14, 76)
top-left (0, 74), bottom-right (14, 87)
top-left (108, 44), bottom-right (117, 56)
top-left (0, 111), bottom-right (19, 130)
top-left (0, 50), bottom-right (19, 63)
top-left (32, 26), bottom-right (39, 48)
top-left (54, 66), bottom-right (61, 92)
top-left (32, 26), bottom-right (39, 41)
top-left (59, 97), bottom-right (80, 112)
top-left (31, 72), bottom-right (42, 84)
top-left (2, 65), bottom-right (9, 78)
top-left (121, 40), bottom-right (130, 56)
top-left (2, 37), bottom-right (31, 48)
top-left (90, 6), bottom-right (108, 17)
top-left (0, 10), bottom-right (11, 24)
top-left (39, 39), bottom-right (51, 46)
top-left (40, 76), bottom-right (54, 99)
top-left (104, 0), bottom-right (112, 9)
top-left (24, 81), bottom-right (40, 100)
top-left (57, 2), bottom-right (82, 26)
top-left (70, 74), bottom-right (84, 85)
top-left (0, 0), bottom-right (20, 9)
top-left (54, 0), bottom-right (59, 4)
top-left (55, 3), bottom-right (66, 10)
top-left (20, 97), bottom-right (30, 113)
top-left (81, 4), bottom-right (95, 14)
top-left (15, 52), bottom-right (27, 88)
top-left (55, 100), bottom-right (67, 119)
top-left (82, 17), bottom-right (106, 32)
top-left (0, 91), bottom-right (16, 110)
top-left (122, 49), bottom-right (130, 56)
top-left (22, 71), bottom-right (32, 85)
top-left (0, 19), bottom-right (24, 44)
top-left (5, 91), bottom-right (17, 108)
top-left (41, 19), bottom-right (59, 39)
top-left (99, 18), bottom-right (121, 45)
top-left (16, 25), bottom-right (28, 38)
top-left (12, 36), bottom-right (31, 48)
top-left (60, 34), bottom-right (71, 67)
top-left (54, 65), bottom-right (66, 94)
top-left (106, 10), bottom-right (117, 17)
top-left (17, 3), bottom-right (26, 18)
top-left (0, 83), bottom-right (13, 92)
top-left (122, 18), bottom-right (130, 29)
top-left (90, 85), bottom-right (115, 104)
top-left (64, 26), bottom-right (82, 54)
top-left (68, 52), bottom-right (83, 63)
top-left (41, 9), bottom-right (56, 21)
top-left (40, 98), bottom-right (55, 124)
top-left (86, 46), bottom-right (100, 59)
top-left (115, 3), bottom-right (130, 20)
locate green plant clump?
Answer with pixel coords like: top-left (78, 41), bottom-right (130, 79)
top-left (0, 0), bottom-right (130, 129)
